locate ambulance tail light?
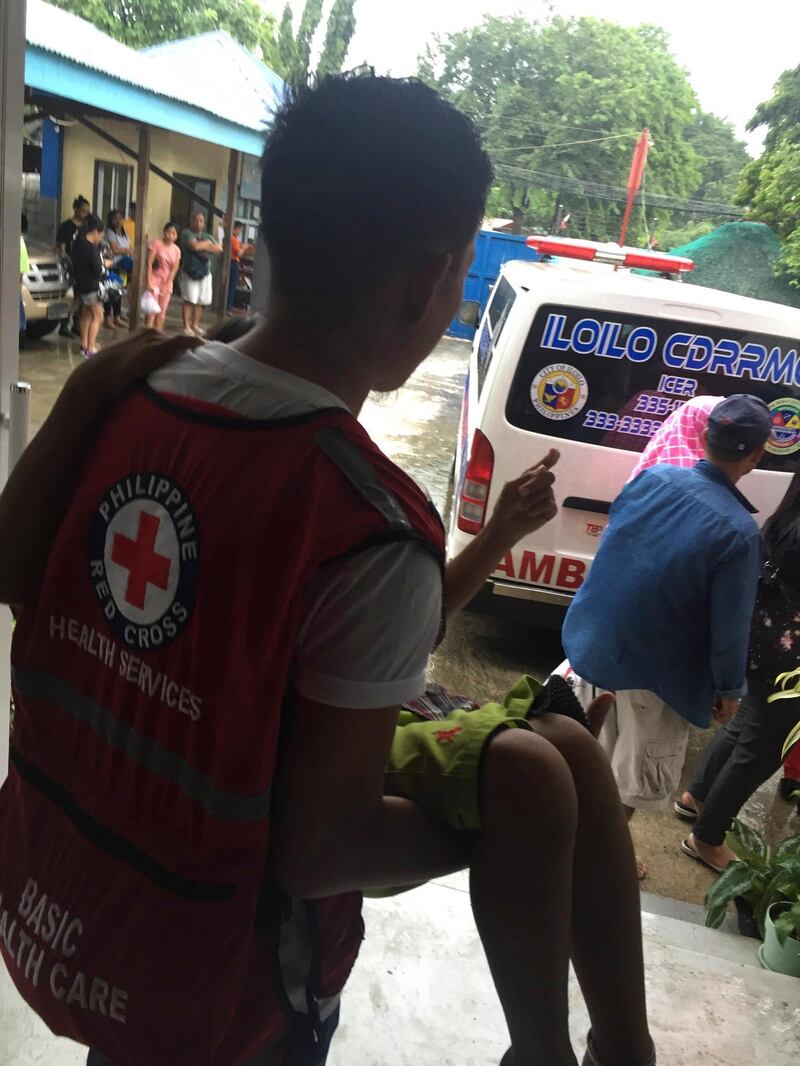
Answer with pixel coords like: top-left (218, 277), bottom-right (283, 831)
top-left (457, 429), bottom-right (494, 534)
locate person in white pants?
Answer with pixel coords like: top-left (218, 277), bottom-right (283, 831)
top-left (179, 211), bottom-right (222, 336)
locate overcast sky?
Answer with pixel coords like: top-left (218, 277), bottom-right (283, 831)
top-left (265, 0), bottom-right (800, 153)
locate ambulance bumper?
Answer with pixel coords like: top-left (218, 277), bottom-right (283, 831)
top-left (466, 579), bottom-right (572, 630)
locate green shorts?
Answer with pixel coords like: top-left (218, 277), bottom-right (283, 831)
top-left (384, 674), bottom-right (543, 833)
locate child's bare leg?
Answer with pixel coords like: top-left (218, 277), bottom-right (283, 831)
top-left (88, 304), bottom-right (102, 351)
top-left (472, 728), bottom-right (579, 1066)
top-left (528, 715), bottom-right (652, 1066)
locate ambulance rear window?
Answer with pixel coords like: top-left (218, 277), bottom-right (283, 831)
top-left (505, 303), bottom-right (800, 472)
top-left (477, 277), bottom-right (516, 396)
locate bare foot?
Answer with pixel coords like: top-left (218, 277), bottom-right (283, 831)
top-left (688, 832), bottom-right (737, 870)
top-left (586, 692), bottom-right (614, 739)
top-left (103, 319), bottom-right (120, 330)
top-left (636, 858), bottom-right (647, 880)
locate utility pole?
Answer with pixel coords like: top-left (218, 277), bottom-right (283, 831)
top-left (619, 129), bottom-right (650, 247)
top-left (550, 195), bottom-right (564, 235)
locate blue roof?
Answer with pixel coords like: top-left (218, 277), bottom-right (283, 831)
top-left (24, 0), bottom-right (285, 155)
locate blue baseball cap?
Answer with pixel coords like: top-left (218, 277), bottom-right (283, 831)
top-left (706, 394), bottom-right (772, 455)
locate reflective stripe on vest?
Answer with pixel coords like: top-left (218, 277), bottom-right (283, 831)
top-left (315, 427), bottom-right (414, 533)
top-left (12, 667), bottom-right (271, 823)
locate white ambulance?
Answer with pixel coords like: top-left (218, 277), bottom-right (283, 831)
top-left (449, 236), bottom-right (800, 627)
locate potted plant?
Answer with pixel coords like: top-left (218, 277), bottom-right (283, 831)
top-left (704, 818), bottom-right (800, 976)
top-left (761, 897), bottom-right (800, 976)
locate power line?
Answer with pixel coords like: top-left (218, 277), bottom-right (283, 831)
top-left (491, 131), bottom-right (638, 153)
top-left (457, 106), bottom-right (635, 138)
top-left (493, 162), bottom-right (741, 218)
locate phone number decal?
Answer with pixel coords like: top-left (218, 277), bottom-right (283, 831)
top-left (582, 410), bottom-right (660, 436)
top-left (633, 394), bottom-right (684, 416)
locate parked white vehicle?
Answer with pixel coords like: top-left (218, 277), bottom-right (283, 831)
top-left (21, 242), bottom-right (73, 339)
top-left (449, 237), bottom-right (800, 627)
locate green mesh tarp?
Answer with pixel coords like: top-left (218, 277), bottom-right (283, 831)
top-left (664, 222), bottom-right (800, 308)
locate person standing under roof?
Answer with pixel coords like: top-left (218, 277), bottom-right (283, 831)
top-left (71, 214), bottom-right (109, 357)
top-left (145, 221), bottom-right (182, 331)
top-left (56, 195), bottom-right (91, 337)
top-left (180, 210), bottom-right (222, 336)
top-left (228, 221), bottom-right (254, 312)
top-left (105, 209), bottom-right (134, 277)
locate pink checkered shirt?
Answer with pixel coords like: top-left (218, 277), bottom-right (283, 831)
top-left (629, 395), bottom-right (723, 481)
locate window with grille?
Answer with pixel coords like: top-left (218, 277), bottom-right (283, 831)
top-left (93, 161), bottom-right (133, 222)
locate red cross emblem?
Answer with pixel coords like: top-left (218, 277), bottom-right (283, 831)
top-left (111, 510), bottom-right (171, 609)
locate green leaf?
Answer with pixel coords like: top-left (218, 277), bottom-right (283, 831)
top-left (49, 0), bottom-right (280, 65)
top-left (772, 902), bottom-right (800, 946)
top-left (775, 834), bottom-right (800, 861)
top-left (704, 861), bottom-right (755, 928)
top-left (417, 13), bottom-right (723, 241)
top-left (726, 818), bottom-right (768, 864)
top-left (755, 869), bottom-right (799, 935)
top-left (317, 0), bottom-right (357, 77)
top-left (783, 719), bottom-right (800, 762)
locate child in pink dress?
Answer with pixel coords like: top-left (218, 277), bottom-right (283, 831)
top-left (145, 221), bottom-right (181, 330)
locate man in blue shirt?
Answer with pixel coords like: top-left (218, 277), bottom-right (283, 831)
top-left (563, 394), bottom-right (772, 878)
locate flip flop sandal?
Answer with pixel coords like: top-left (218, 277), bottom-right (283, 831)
top-left (673, 798), bottom-right (699, 820)
top-left (680, 837), bottom-right (726, 874)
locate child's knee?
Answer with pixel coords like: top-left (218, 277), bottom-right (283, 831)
top-left (481, 728), bottom-right (577, 833)
top-left (531, 714), bottom-right (608, 778)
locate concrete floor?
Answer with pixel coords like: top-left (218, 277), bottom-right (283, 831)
top-left (5, 322), bottom-right (800, 1065)
top-left (17, 325), bottom-right (800, 909)
top-left (3, 874), bottom-right (799, 1066)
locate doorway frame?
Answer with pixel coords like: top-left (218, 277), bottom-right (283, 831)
top-left (0, 0), bottom-right (26, 781)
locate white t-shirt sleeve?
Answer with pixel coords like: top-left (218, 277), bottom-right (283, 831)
top-left (292, 541), bottom-right (442, 709)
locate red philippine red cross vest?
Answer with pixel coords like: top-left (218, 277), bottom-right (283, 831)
top-left (0, 384), bottom-right (445, 1065)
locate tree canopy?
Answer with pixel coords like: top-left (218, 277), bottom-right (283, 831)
top-left (272, 0), bottom-right (357, 81)
top-left (419, 15), bottom-right (747, 243)
top-left (50, 0), bottom-right (278, 63)
top-left (50, 0), bottom-right (359, 81)
top-left (737, 65), bottom-right (800, 289)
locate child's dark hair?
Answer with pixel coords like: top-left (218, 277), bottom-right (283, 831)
top-left (82, 214), bottom-right (104, 235)
top-left (260, 72), bottom-right (492, 324)
top-left (164, 220), bottom-right (179, 233)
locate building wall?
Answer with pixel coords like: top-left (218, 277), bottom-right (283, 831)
top-left (60, 117), bottom-right (231, 245)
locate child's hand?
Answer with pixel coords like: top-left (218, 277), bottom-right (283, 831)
top-left (70, 330), bottom-right (202, 403)
top-left (485, 449), bottom-right (560, 550)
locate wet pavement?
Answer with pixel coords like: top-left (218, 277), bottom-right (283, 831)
top-left (19, 326), bottom-right (800, 907)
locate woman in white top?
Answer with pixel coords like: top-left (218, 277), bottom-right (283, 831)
top-left (105, 210), bottom-right (134, 275)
